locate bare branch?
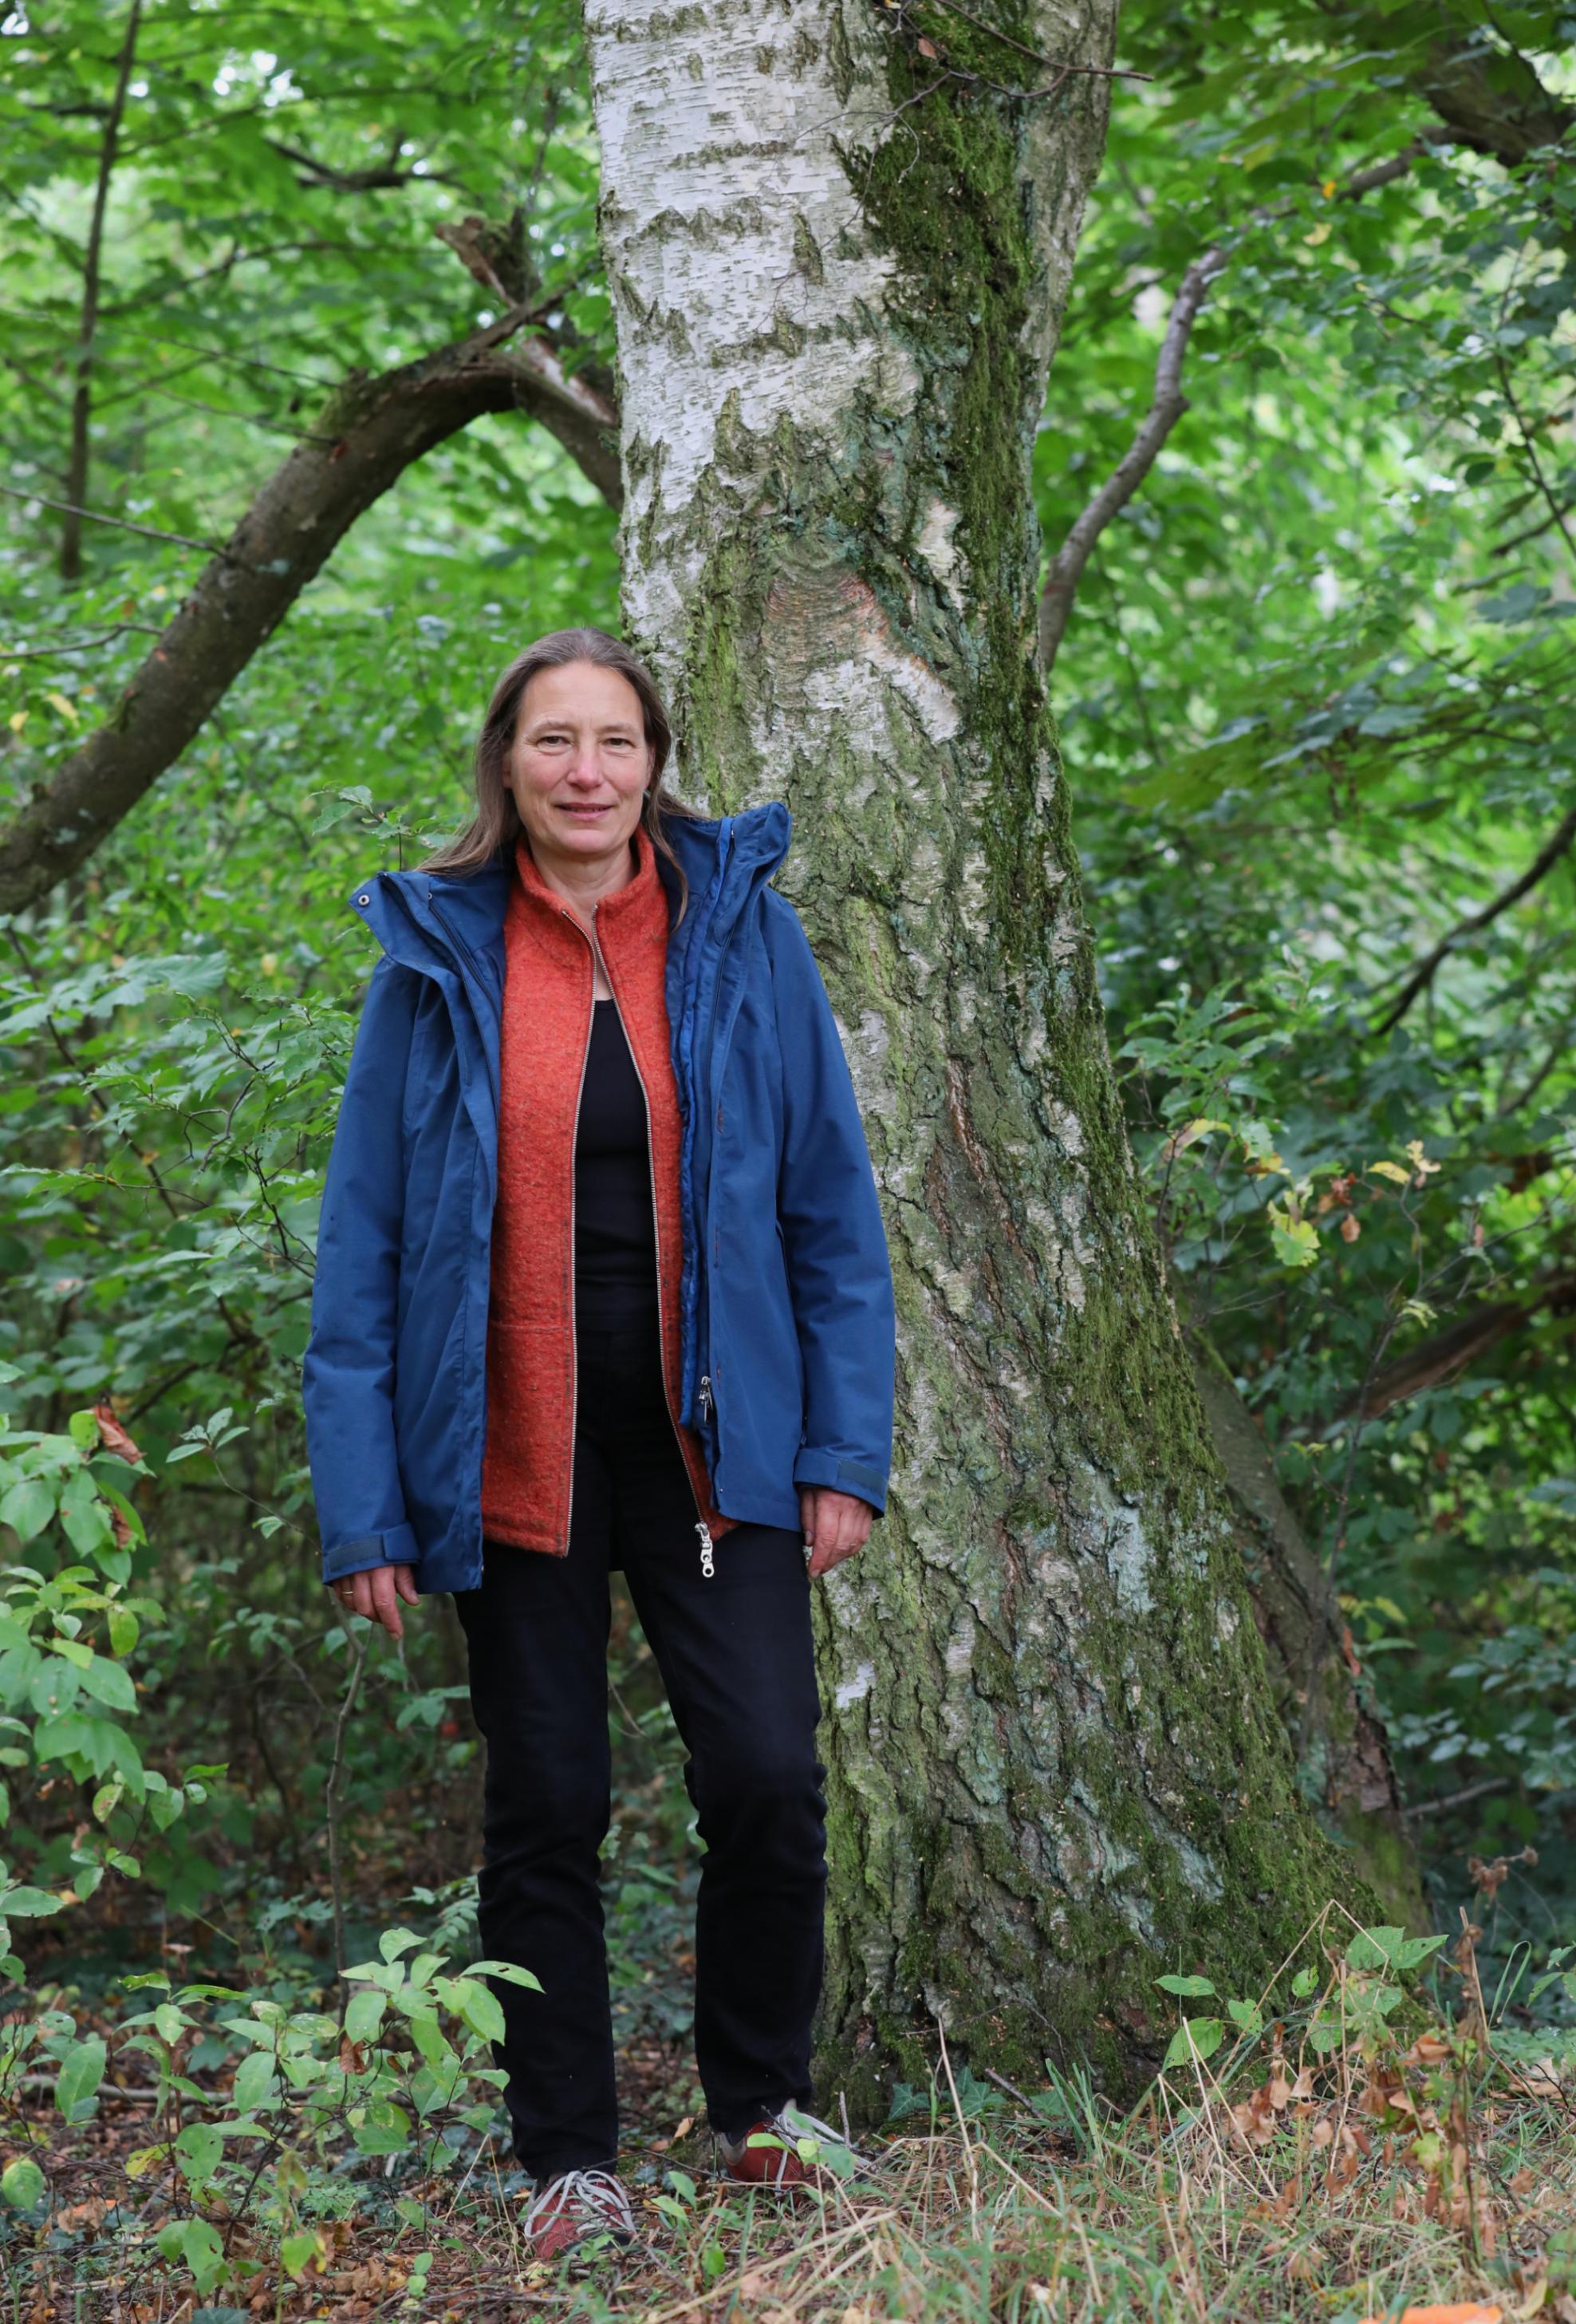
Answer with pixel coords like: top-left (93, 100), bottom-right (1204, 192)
top-left (61, 0), bottom-right (142, 582)
top-left (1371, 799), bottom-right (1576, 1036)
top-left (1037, 246), bottom-right (1224, 672)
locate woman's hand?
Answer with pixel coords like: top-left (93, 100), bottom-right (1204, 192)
top-left (799, 1487), bottom-right (874, 1579)
top-left (330, 1563), bottom-right (420, 1641)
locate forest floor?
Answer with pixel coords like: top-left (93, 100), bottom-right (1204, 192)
top-left (6, 2026), bottom-right (1576, 2323)
top-left (8, 1932), bottom-right (1576, 2324)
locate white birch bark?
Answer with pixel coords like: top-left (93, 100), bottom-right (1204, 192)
top-left (585, 0), bottom-right (1349, 2100)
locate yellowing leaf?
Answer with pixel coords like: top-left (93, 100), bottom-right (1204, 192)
top-left (1321, 178), bottom-right (1337, 198)
top-left (1160, 1116), bottom-right (1229, 1162)
top-left (1304, 221), bottom-right (1332, 246)
top-left (1368, 1160), bottom-right (1412, 1183)
top-left (45, 692), bottom-right (78, 724)
top-left (1405, 1139), bottom-right (1440, 1176)
top-left (7, 712), bottom-right (26, 734)
top-left (1267, 1199), bottom-right (1319, 1269)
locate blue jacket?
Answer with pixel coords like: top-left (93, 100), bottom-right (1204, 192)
top-left (301, 803), bottom-right (896, 1595)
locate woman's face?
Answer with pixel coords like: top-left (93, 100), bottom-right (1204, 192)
top-left (506, 659), bottom-right (655, 872)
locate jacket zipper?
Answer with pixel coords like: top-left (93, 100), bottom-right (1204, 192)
top-left (597, 920), bottom-right (716, 1580)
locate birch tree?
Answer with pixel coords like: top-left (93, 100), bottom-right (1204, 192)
top-left (584, 0), bottom-right (1354, 2102)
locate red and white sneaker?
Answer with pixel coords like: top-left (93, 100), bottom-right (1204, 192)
top-left (522, 2167), bottom-right (638, 2264)
top-left (715, 2103), bottom-right (873, 2192)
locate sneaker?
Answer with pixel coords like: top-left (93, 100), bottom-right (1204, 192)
top-left (522, 2167), bottom-right (638, 2264)
top-left (715, 2103), bottom-right (873, 2192)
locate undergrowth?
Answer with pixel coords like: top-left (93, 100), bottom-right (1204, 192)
top-left (6, 1888), bottom-right (1576, 2321)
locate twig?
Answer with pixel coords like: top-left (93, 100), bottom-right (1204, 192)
top-left (1371, 799), bottom-right (1576, 1035)
top-left (60, 0), bottom-right (142, 582)
top-left (982, 2063), bottom-right (1045, 2116)
top-left (0, 622), bottom-right (166, 658)
top-left (0, 482), bottom-right (241, 565)
top-left (1495, 350), bottom-right (1576, 570)
top-left (935, 2021), bottom-right (980, 2239)
top-left (325, 1620), bottom-right (369, 1984)
top-left (1038, 249), bottom-right (1225, 669)
top-left (1038, 139), bottom-right (1435, 671)
top-left (1401, 1775), bottom-right (1513, 1821)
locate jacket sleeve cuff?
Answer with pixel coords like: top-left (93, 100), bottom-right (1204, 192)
top-left (321, 1522), bottom-right (420, 1583)
top-left (792, 1450), bottom-right (887, 1513)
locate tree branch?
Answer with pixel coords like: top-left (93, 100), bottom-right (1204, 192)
top-left (1370, 799), bottom-right (1576, 1037)
top-left (1034, 136), bottom-right (1443, 675)
top-left (61, 0), bottom-right (141, 582)
top-left (1409, 24), bottom-right (1574, 168)
top-left (0, 313), bottom-right (620, 917)
top-left (1037, 247), bottom-right (1224, 671)
top-left (1334, 1266), bottom-right (1576, 1421)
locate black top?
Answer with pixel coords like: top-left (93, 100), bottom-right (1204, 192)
top-left (574, 1000), bottom-right (658, 1298)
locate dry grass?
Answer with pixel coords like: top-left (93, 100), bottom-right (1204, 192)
top-left (7, 1906), bottom-right (1576, 2322)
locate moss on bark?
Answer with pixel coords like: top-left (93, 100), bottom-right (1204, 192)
top-left (586, 0), bottom-right (1369, 2121)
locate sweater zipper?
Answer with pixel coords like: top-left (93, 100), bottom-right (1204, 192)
top-left (558, 913), bottom-right (598, 1560)
top-left (597, 921), bottom-right (716, 1580)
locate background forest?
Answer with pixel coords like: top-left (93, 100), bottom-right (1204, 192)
top-left (1, 0), bottom-right (1574, 2316)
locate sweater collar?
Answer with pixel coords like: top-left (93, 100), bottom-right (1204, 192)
top-left (511, 818), bottom-right (668, 939)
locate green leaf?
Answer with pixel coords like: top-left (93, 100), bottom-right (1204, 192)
top-left (349, 2097), bottom-right (411, 2155)
top-left (175, 2122), bottom-right (225, 2184)
top-left (1162, 2017), bottom-right (1224, 2069)
top-left (448, 1975), bottom-right (505, 2045)
top-left (1155, 1973), bottom-right (1216, 1998)
top-left (55, 2035), bottom-right (107, 2121)
top-left (344, 1985), bottom-right (387, 2043)
top-left (3, 1884), bottom-right (65, 1917)
top-left (462, 1957), bottom-right (542, 1991)
top-left (231, 2050), bottom-right (281, 2112)
top-left (1, 2156), bottom-right (45, 2210)
top-left (156, 2215), bottom-right (227, 2296)
top-left (0, 1478), bottom-right (54, 1543)
top-left (76, 1655), bottom-right (137, 1713)
top-left (280, 2228), bottom-right (321, 2279)
top-left (1290, 1966), bottom-right (1320, 1998)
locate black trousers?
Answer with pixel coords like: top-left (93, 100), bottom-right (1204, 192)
top-left (453, 1288), bottom-right (827, 2180)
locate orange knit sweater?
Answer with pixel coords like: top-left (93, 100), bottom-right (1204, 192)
top-left (479, 825), bottom-right (732, 1556)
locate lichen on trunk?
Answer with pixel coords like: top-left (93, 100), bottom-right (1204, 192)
top-left (585, 0), bottom-right (1362, 2111)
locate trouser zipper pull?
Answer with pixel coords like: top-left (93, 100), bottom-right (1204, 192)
top-left (696, 1521), bottom-right (715, 1580)
top-left (699, 1375), bottom-right (713, 1420)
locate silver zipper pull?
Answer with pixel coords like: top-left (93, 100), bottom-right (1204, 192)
top-left (699, 1374), bottom-right (713, 1419)
top-left (696, 1521), bottom-right (715, 1580)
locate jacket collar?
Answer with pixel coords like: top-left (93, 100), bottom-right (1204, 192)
top-left (349, 800), bottom-right (792, 988)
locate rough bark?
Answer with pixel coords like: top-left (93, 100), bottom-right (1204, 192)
top-left (0, 320), bottom-right (618, 917)
top-left (1188, 1345), bottom-right (1422, 1931)
top-left (585, 0), bottom-right (1357, 2109)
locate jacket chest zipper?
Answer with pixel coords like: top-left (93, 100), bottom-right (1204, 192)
top-left (585, 913), bottom-right (716, 1580)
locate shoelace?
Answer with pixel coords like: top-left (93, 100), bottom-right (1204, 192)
top-left (523, 2166), bottom-right (636, 2244)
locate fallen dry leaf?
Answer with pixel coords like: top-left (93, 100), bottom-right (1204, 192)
top-left (1354, 2305), bottom-right (1502, 2324)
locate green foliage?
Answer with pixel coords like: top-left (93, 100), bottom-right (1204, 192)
top-left (1034, 0), bottom-right (1576, 1940)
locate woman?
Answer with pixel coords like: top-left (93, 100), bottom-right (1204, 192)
top-left (301, 628), bottom-right (896, 2263)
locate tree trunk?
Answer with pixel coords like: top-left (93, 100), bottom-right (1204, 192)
top-left (1188, 1342), bottom-right (1422, 1931)
top-left (585, 0), bottom-right (1358, 2108)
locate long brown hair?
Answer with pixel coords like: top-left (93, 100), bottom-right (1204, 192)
top-left (420, 626), bottom-right (703, 906)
